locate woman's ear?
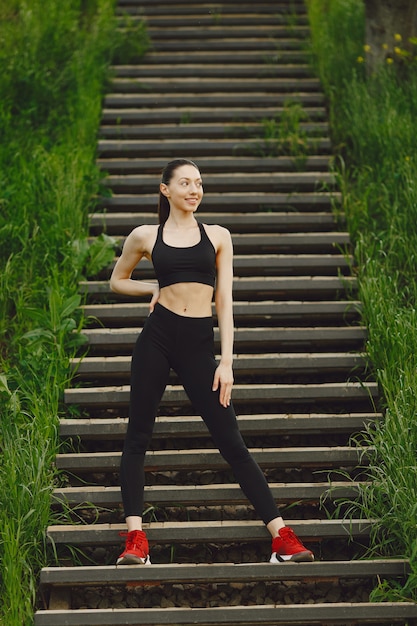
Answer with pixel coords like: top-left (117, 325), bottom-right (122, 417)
top-left (160, 183), bottom-right (170, 198)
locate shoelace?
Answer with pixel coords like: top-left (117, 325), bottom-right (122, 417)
top-left (120, 530), bottom-right (147, 553)
top-left (279, 528), bottom-right (303, 548)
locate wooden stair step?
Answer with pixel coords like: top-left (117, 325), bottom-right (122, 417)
top-left (91, 232), bottom-right (351, 253)
top-left (80, 326), bottom-right (367, 352)
top-left (97, 137), bottom-right (331, 157)
top-left (105, 255), bottom-right (352, 280)
top-left (71, 352), bottom-right (367, 379)
top-left (135, 16), bottom-right (309, 28)
top-left (59, 413), bottom-right (380, 441)
top-left (81, 301), bottom-right (361, 326)
top-left (117, 1), bottom-right (307, 14)
top-left (39, 559), bottom-right (410, 587)
top-left (33, 602), bottom-right (417, 626)
top-left (100, 107), bottom-right (327, 125)
top-left (109, 77), bottom-right (320, 93)
top-left (79, 276), bottom-right (356, 301)
top-left (103, 93), bottom-right (326, 108)
top-left (144, 24), bottom-right (309, 37)
top-left (52, 481), bottom-right (364, 507)
top-left (56, 445), bottom-right (370, 474)
top-left (63, 381), bottom-right (378, 409)
top-left (110, 64), bottom-right (313, 79)
top-left (103, 171), bottom-right (334, 192)
top-left (98, 153), bottom-right (329, 170)
top-left (149, 39), bottom-right (309, 53)
top-left (98, 192), bottom-right (337, 211)
top-left (90, 216), bottom-right (343, 236)
top-left (134, 51), bottom-right (310, 65)
top-left (45, 519), bottom-right (375, 546)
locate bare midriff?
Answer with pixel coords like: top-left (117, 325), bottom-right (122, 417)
top-left (158, 283), bottom-right (214, 317)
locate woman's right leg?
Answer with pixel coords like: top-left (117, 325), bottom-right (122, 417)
top-left (120, 315), bottom-right (171, 522)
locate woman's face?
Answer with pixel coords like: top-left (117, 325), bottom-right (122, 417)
top-left (160, 164), bottom-right (203, 214)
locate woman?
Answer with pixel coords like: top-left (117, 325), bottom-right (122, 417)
top-left (110, 158), bottom-right (314, 566)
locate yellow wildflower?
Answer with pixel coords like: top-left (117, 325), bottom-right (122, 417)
top-left (357, 56), bottom-right (364, 63)
top-left (386, 57), bottom-right (394, 64)
top-left (394, 47), bottom-right (402, 55)
top-left (363, 44), bottom-right (371, 52)
top-left (394, 33), bottom-right (402, 42)
top-left (382, 43), bottom-right (389, 50)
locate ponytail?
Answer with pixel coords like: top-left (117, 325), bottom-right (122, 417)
top-left (158, 158), bottom-right (200, 225)
top-left (158, 192), bottom-right (170, 225)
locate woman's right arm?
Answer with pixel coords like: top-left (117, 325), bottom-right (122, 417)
top-left (110, 226), bottom-right (159, 302)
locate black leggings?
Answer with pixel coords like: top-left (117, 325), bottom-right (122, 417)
top-left (120, 302), bottom-right (281, 525)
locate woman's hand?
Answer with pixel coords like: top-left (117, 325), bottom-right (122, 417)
top-left (149, 287), bottom-right (160, 313)
top-left (212, 361), bottom-right (234, 407)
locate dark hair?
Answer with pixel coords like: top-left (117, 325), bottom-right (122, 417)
top-left (158, 158), bottom-right (200, 225)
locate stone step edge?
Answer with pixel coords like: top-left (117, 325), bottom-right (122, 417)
top-left (33, 602), bottom-right (417, 626)
top-left (45, 518), bottom-right (377, 545)
top-left (52, 481), bottom-right (365, 506)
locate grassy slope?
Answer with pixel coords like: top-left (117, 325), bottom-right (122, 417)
top-left (0, 2), bottom-right (148, 623)
top-left (307, 0), bottom-right (417, 601)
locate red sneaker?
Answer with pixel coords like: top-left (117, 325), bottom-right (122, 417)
top-left (270, 526), bottom-right (314, 563)
top-left (116, 529), bottom-right (151, 565)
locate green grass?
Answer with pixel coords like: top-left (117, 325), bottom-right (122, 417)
top-left (0, 1), bottom-right (148, 623)
top-left (307, 0), bottom-right (417, 602)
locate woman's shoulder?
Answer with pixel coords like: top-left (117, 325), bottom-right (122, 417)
top-left (126, 224), bottom-right (159, 252)
top-left (202, 223), bottom-right (231, 239)
top-left (202, 223), bottom-right (232, 252)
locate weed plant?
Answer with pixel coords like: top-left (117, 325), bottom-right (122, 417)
top-left (0, 1), bottom-right (148, 623)
top-left (307, 0), bottom-right (417, 601)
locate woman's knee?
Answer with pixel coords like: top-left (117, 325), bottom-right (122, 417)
top-left (123, 429), bottom-right (152, 455)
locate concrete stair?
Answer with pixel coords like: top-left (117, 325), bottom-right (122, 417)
top-left (35, 1), bottom-right (417, 625)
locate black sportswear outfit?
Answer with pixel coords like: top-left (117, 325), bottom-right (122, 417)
top-left (120, 222), bottom-right (281, 525)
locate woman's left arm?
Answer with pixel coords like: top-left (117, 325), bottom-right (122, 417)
top-left (212, 227), bottom-right (234, 407)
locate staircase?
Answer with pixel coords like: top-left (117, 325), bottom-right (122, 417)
top-left (35, 1), bottom-right (417, 624)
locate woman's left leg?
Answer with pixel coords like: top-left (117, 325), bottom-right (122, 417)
top-left (172, 318), bottom-right (280, 526)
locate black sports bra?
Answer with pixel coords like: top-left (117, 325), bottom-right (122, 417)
top-left (151, 222), bottom-right (216, 289)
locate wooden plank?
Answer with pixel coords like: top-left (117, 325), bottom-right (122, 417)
top-left (109, 64), bottom-right (313, 79)
top-left (81, 300), bottom-right (361, 326)
top-left (55, 445), bottom-right (370, 473)
top-left (71, 352), bottom-right (367, 378)
top-left (52, 481), bottom-right (364, 507)
top-left (109, 77), bottom-right (320, 93)
top-left (104, 171), bottom-right (334, 192)
top-left (103, 93), bottom-right (326, 109)
top-left (45, 519), bottom-right (375, 546)
top-left (59, 413), bottom-right (380, 440)
top-left (33, 602), bottom-right (417, 626)
top-left (98, 153), bottom-right (330, 170)
top-left (79, 276), bottom-right (355, 299)
top-left (63, 381), bottom-right (378, 408)
top-left (39, 559), bottom-right (410, 587)
top-left (89, 214), bottom-right (341, 233)
top-left (80, 327), bottom-right (367, 353)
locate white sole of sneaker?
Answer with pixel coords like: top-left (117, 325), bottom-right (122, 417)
top-left (116, 555), bottom-right (151, 566)
top-left (270, 551), bottom-right (314, 563)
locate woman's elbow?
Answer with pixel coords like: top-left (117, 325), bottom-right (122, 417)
top-left (109, 276), bottom-right (121, 293)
